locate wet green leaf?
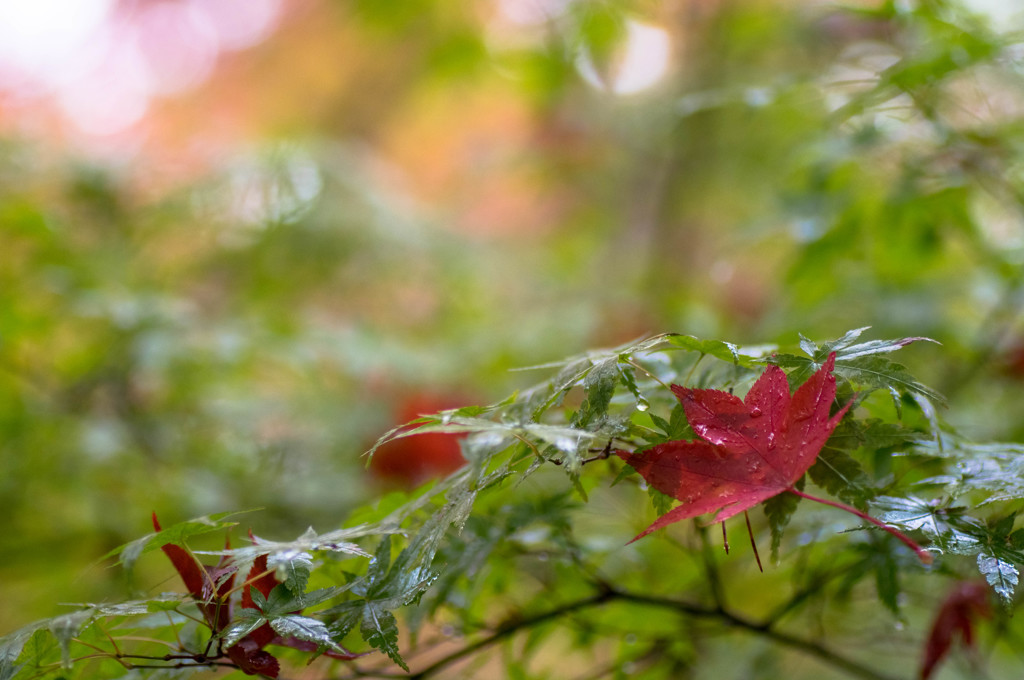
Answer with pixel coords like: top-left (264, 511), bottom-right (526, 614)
top-left (808, 448), bottom-right (873, 506)
top-left (664, 334), bottom-right (766, 367)
top-left (361, 605), bottom-right (406, 671)
top-left (978, 553), bottom-right (1019, 604)
top-left (270, 615), bottom-right (346, 653)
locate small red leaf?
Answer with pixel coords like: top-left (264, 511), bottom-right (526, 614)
top-left (200, 538), bottom-right (236, 632)
top-left (227, 638), bottom-right (281, 677)
top-left (152, 512), bottom-right (207, 600)
top-left (241, 553), bottom-right (280, 609)
top-left (920, 581), bottom-right (991, 680)
top-left (154, 512), bottom-right (235, 631)
top-left (238, 553), bottom-right (281, 648)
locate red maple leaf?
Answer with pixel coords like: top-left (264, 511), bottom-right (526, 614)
top-left (617, 353), bottom-right (931, 563)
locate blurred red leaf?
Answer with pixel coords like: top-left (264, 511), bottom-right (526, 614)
top-left (370, 393), bottom-right (467, 487)
top-left (920, 581), bottom-right (991, 680)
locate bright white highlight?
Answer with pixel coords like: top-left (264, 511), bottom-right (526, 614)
top-left (496, 0), bottom-right (570, 25)
top-left (0, 0), bottom-right (113, 90)
top-left (576, 20), bottom-right (672, 96)
top-left (188, 0), bottom-right (281, 51)
top-left (0, 0), bottom-right (283, 136)
top-left (134, 2), bottom-right (220, 95)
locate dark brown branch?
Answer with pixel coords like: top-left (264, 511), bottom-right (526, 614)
top-left (601, 588), bottom-right (904, 680)
top-left (403, 589), bottom-right (618, 680)
top-left (337, 585), bottom-right (903, 680)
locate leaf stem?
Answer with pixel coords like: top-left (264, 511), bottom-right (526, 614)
top-left (786, 487), bottom-right (933, 565)
top-left (744, 511), bottom-right (764, 573)
top-left (625, 358), bottom-right (670, 391)
top-left (682, 353), bottom-right (705, 387)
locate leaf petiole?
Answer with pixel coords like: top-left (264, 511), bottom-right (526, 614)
top-left (744, 512), bottom-right (764, 573)
top-left (785, 487), bottom-right (933, 565)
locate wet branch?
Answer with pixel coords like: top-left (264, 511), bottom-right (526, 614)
top-left (335, 584), bottom-right (904, 680)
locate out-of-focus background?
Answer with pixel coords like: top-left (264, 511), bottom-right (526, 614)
top-left (2, 0), bottom-right (1024, 632)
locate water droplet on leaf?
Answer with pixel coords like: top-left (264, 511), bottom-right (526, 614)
top-left (750, 407), bottom-right (762, 417)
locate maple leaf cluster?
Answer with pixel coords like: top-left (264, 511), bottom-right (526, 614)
top-left (617, 353), bottom-right (930, 563)
top-left (152, 513), bottom-right (362, 677)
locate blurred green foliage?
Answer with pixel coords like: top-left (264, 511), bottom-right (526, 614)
top-left (4, 0), bottom-right (1024, 677)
